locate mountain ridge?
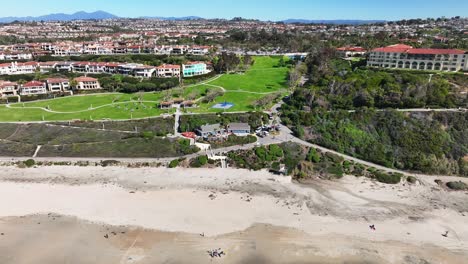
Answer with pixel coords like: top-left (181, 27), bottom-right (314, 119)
top-left (0, 11), bottom-right (118, 23)
top-left (0, 11), bottom-right (386, 25)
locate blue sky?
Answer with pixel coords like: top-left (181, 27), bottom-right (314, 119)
top-left (0, 0), bottom-right (466, 20)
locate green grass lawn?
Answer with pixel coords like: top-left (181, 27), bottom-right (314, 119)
top-left (0, 56), bottom-right (290, 121)
top-left (1, 100), bottom-right (171, 122)
top-left (209, 56), bottom-right (289, 93)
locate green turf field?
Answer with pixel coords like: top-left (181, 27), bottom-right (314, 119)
top-left (209, 56), bottom-right (289, 93)
top-left (0, 56), bottom-right (289, 121)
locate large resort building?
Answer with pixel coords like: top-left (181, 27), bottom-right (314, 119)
top-left (367, 44), bottom-right (467, 72)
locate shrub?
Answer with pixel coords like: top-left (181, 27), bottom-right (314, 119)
top-left (190, 155), bottom-right (209, 168)
top-left (101, 160), bottom-right (120, 167)
top-left (23, 159), bottom-right (36, 167)
top-left (306, 148), bottom-right (320, 163)
top-left (255, 146), bottom-right (268, 160)
top-left (446, 181), bottom-right (467, 190)
top-left (324, 152), bottom-right (344, 163)
top-left (268, 144), bottom-right (284, 158)
top-left (406, 176), bottom-right (417, 184)
top-left (168, 159), bottom-right (179, 168)
top-left (271, 161), bottom-right (280, 171)
top-left (141, 131), bottom-right (155, 139)
top-left (374, 172), bottom-right (402, 184)
top-left (327, 165), bottom-right (344, 178)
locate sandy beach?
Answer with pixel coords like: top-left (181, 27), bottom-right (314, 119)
top-left (0, 166), bottom-right (467, 263)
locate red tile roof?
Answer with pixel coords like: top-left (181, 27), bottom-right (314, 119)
top-left (336, 46), bottom-right (366, 52)
top-left (23, 81), bottom-right (44, 87)
top-left (373, 44), bottom-right (466, 55)
top-left (157, 64), bottom-right (180, 69)
top-left (46, 78), bottom-right (69, 83)
top-left (407, 48), bottom-right (465, 55)
top-left (74, 76), bottom-right (98, 82)
top-left (184, 61), bottom-right (207, 65)
top-left (22, 61), bottom-right (39, 66)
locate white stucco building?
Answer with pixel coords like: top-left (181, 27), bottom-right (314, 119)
top-left (367, 44), bottom-right (467, 72)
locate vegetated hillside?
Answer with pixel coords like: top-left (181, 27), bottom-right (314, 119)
top-left (0, 123), bottom-right (197, 158)
top-left (280, 48), bottom-right (468, 176)
top-left (281, 109), bottom-right (467, 176)
top-left (226, 142), bottom-right (405, 184)
top-left (54, 117), bottom-right (174, 136)
top-left (301, 54), bottom-right (467, 110)
top-left (179, 112), bottom-right (268, 132)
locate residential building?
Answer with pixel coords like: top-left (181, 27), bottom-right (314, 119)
top-left (133, 65), bottom-right (156, 78)
top-left (73, 76), bottom-right (101, 90)
top-left (0, 81), bottom-right (19, 97)
top-left (336, 46), bottom-right (366, 58)
top-left (46, 78), bottom-right (70, 92)
top-left (367, 44), bottom-right (467, 72)
top-left (38, 61), bottom-right (58, 72)
top-left (55, 61), bottom-right (74, 72)
top-left (20, 81), bottom-right (47, 95)
top-left (183, 62), bottom-right (210, 77)
top-left (0, 52), bottom-right (33, 61)
top-left (0, 62), bottom-right (38, 75)
top-left (227, 123), bottom-right (251, 136)
top-left (190, 46), bottom-right (210, 55)
top-left (196, 124), bottom-right (226, 138)
top-left (156, 64), bottom-right (181, 78)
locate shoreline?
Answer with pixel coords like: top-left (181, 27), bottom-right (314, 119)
top-left (0, 166), bottom-right (467, 263)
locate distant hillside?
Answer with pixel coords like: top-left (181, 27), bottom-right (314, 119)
top-left (139, 16), bottom-right (203, 21)
top-left (282, 19), bottom-right (386, 25)
top-left (0, 11), bottom-right (118, 23)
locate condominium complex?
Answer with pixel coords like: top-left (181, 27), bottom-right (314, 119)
top-left (0, 80), bottom-right (19, 97)
top-left (182, 62), bottom-right (210, 77)
top-left (46, 78), bottom-right (70, 92)
top-left (0, 77), bottom-right (102, 98)
top-left (0, 60), bottom-right (211, 78)
top-left (367, 44), bottom-right (467, 72)
top-left (156, 64), bottom-right (181, 78)
top-left (20, 81), bottom-right (47, 95)
top-left (74, 76), bottom-right (101, 90)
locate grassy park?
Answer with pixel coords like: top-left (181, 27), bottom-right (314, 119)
top-left (0, 56), bottom-right (289, 121)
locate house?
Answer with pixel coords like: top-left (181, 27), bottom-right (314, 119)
top-left (126, 45), bottom-right (141, 54)
top-left (0, 63), bottom-right (12, 75)
top-left (113, 46), bottom-right (127, 54)
top-left (182, 62), bottom-right (210, 77)
top-left (156, 64), bottom-right (181, 78)
top-left (133, 65), bottom-right (156, 78)
top-left (38, 61), bottom-right (58, 73)
top-left (0, 81), bottom-right (19, 97)
top-left (336, 46), bottom-right (366, 58)
top-left (72, 62), bottom-right (90, 73)
top-left (104, 63), bottom-right (120, 74)
top-left (171, 46), bottom-right (187, 55)
top-left (173, 98), bottom-right (184, 104)
top-left (0, 51), bottom-right (33, 61)
top-left (181, 100), bottom-right (196, 108)
top-left (196, 124), bottom-right (226, 138)
top-left (227, 123), bottom-right (251, 136)
top-left (73, 76), bottom-right (101, 90)
top-left (55, 61), bottom-right (73, 72)
top-left (159, 101), bottom-right (173, 109)
top-left (367, 44), bottom-right (467, 72)
top-left (20, 81), bottom-right (47, 95)
top-left (46, 78), bottom-right (70, 92)
top-left (190, 46), bottom-right (210, 55)
top-left (117, 63), bottom-right (139, 75)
